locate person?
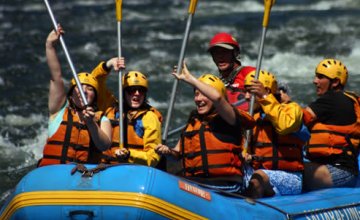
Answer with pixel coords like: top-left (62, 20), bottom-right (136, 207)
top-left (302, 58), bottom-right (360, 190)
top-left (99, 69), bottom-right (163, 167)
top-left (155, 63), bottom-right (255, 193)
top-left (242, 70), bottom-right (309, 198)
top-left (208, 32), bottom-right (256, 111)
top-left (38, 25), bottom-right (112, 167)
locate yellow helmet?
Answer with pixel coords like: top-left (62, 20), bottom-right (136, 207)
top-left (244, 70), bottom-right (278, 94)
top-left (70, 72), bottom-right (99, 94)
top-left (198, 74), bottom-right (226, 97)
top-left (315, 59), bottom-right (348, 86)
top-left (123, 71), bottom-right (148, 90)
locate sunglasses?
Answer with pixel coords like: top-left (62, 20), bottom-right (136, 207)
top-left (126, 86), bottom-right (146, 94)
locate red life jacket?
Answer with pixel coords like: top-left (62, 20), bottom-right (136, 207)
top-left (181, 112), bottom-right (243, 177)
top-left (225, 66), bottom-right (255, 111)
top-left (249, 113), bottom-right (305, 172)
top-left (38, 108), bottom-right (102, 167)
top-left (305, 92), bottom-right (360, 160)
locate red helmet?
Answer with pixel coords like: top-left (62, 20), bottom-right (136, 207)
top-left (208, 32), bottom-right (240, 52)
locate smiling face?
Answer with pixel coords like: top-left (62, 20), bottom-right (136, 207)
top-left (210, 47), bottom-right (235, 76)
top-left (194, 89), bottom-right (214, 115)
top-left (125, 86), bottom-right (146, 109)
top-left (313, 73), bottom-right (331, 96)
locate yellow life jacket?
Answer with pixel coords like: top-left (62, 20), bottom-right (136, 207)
top-left (38, 108), bottom-right (102, 167)
top-left (249, 112), bottom-right (305, 172)
top-left (305, 92), bottom-right (360, 159)
top-left (181, 112), bottom-right (243, 177)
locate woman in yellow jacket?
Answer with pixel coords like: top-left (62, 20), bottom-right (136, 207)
top-left (104, 71), bottom-right (162, 167)
top-left (89, 58), bottom-right (162, 167)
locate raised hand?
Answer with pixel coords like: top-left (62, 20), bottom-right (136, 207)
top-left (171, 61), bottom-right (195, 83)
top-left (247, 79), bottom-right (268, 99)
top-left (106, 57), bottom-right (126, 71)
top-left (46, 24), bottom-right (64, 47)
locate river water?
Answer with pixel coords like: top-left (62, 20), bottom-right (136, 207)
top-left (1, 0), bottom-right (360, 203)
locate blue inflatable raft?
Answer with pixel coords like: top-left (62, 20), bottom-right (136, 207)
top-left (1, 164), bottom-right (360, 220)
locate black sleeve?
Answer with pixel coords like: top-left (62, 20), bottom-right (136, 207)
top-left (102, 61), bottom-right (111, 72)
top-left (309, 94), bottom-right (333, 122)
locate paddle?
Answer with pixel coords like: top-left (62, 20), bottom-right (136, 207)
top-left (244, 0), bottom-right (275, 150)
top-left (115, 0), bottom-right (124, 149)
top-left (43, 0), bottom-right (88, 106)
top-left (162, 0), bottom-right (199, 143)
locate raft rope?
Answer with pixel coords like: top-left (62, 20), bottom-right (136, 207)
top-left (70, 163), bottom-right (109, 177)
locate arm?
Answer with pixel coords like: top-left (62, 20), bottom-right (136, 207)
top-left (259, 94), bottom-right (303, 135)
top-left (82, 107), bottom-right (112, 150)
top-left (155, 140), bottom-right (181, 159)
top-left (127, 111), bottom-right (161, 167)
top-left (302, 107), bottom-right (317, 126)
top-left (91, 57), bottom-right (125, 111)
top-left (174, 63), bottom-right (237, 125)
top-left (46, 24), bottom-right (66, 115)
top-left (91, 57), bottom-right (125, 79)
top-left (247, 79), bottom-right (302, 135)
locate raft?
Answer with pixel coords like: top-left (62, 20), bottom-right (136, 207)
top-left (1, 163), bottom-right (360, 220)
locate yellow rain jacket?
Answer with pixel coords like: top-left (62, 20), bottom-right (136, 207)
top-left (91, 62), bottom-right (118, 112)
top-left (103, 106), bottom-right (162, 167)
top-left (258, 93), bottom-right (303, 135)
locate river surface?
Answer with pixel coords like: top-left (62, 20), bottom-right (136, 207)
top-left (1, 0), bottom-right (360, 203)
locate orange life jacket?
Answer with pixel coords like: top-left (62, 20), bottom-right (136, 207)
top-left (305, 92), bottom-right (360, 160)
top-left (102, 105), bottom-right (162, 164)
top-left (249, 113), bottom-right (305, 172)
top-left (180, 112), bottom-right (243, 177)
top-left (38, 108), bottom-right (102, 167)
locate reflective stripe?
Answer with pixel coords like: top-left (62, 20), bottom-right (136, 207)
top-left (0, 191), bottom-right (207, 220)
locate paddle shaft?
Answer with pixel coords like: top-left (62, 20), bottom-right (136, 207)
top-left (167, 124), bottom-right (186, 137)
top-left (248, 27), bottom-right (267, 116)
top-left (43, 0), bottom-right (88, 106)
top-left (244, 28), bottom-right (267, 149)
top-left (244, 0), bottom-right (274, 150)
top-left (117, 22), bottom-right (124, 149)
top-left (116, 0), bottom-right (124, 149)
top-left (162, 0), bottom-right (198, 144)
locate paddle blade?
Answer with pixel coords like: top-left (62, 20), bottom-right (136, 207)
top-left (262, 0), bottom-right (275, 27)
top-left (115, 0), bottom-right (123, 21)
top-left (188, 0), bottom-right (198, 14)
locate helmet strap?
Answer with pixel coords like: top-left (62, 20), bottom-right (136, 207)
top-left (330, 78), bottom-right (343, 91)
top-left (220, 65), bottom-right (243, 86)
top-left (234, 50), bottom-right (242, 65)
